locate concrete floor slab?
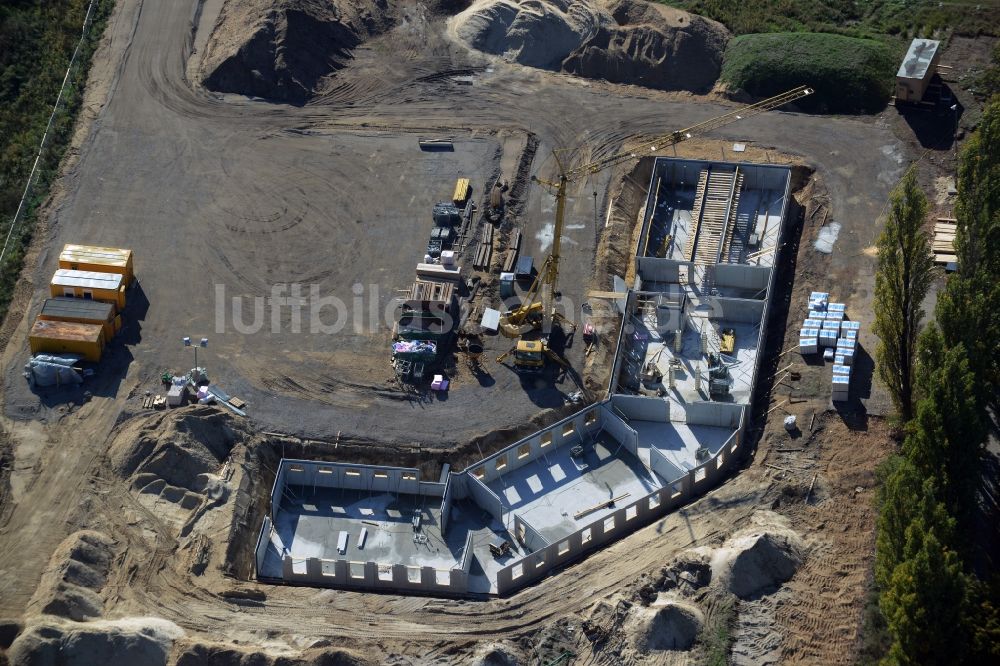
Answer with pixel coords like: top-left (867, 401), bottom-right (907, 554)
top-left (487, 431), bottom-right (661, 543)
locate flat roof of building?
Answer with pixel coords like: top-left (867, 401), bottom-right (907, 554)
top-left (29, 319), bottom-right (103, 342)
top-left (897, 39), bottom-right (940, 80)
top-left (51, 269), bottom-right (124, 290)
top-left (59, 244), bottom-right (132, 267)
top-left (40, 297), bottom-right (114, 321)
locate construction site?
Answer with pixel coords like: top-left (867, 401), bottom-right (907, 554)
top-left (0, 0), bottom-right (975, 664)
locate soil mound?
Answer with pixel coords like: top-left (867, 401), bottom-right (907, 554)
top-left (712, 515), bottom-right (804, 599)
top-left (630, 600), bottom-right (703, 651)
top-left (472, 643), bottom-right (524, 665)
top-left (452, 0), bottom-right (728, 90)
top-left (562, 0), bottom-right (728, 92)
top-left (109, 405), bottom-right (247, 493)
top-left (26, 531), bottom-right (115, 621)
top-left (7, 617), bottom-right (183, 666)
top-left (201, 0), bottom-right (396, 103)
top-left (453, 0), bottom-right (607, 70)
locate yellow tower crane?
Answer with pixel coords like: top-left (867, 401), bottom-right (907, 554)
top-left (497, 85), bottom-right (814, 371)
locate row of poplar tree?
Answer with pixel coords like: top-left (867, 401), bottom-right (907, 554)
top-left (871, 100), bottom-right (1000, 663)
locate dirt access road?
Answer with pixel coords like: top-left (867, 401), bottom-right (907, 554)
top-left (1, 0), bottom-right (905, 446)
top-left (0, 0), bottom-right (915, 662)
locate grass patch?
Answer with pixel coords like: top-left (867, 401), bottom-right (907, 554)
top-left (720, 32), bottom-right (898, 114)
top-left (0, 0), bottom-right (115, 322)
top-left (660, 1), bottom-right (1000, 39)
top-left (701, 596), bottom-right (736, 666)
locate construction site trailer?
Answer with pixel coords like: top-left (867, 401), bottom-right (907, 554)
top-left (38, 297), bottom-right (120, 341)
top-left (29, 319), bottom-right (105, 362)
top-left (58, 244), bottom-right (134, 286)
top-left (452, 178), bottom-right (471, 206)
top-left (50, 269), bottom-right (126, 310)
top-left (895, 38), bottom-right (941, 103)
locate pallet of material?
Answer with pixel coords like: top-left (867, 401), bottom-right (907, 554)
top-left (474, 223), bottom-right (494, 269)
top-left (501, 228), bottom-right (522, 272)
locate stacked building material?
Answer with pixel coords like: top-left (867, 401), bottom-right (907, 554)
top-left (799, 293), bottom-right (860, 400)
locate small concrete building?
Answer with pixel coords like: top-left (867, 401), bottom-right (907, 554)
top-left (38, 297), bottom-right (121, 341)
top-left (896, 38), bottom-right (941, 103)
top-left (29, 319), bottom-right (105, 362)
top-left (58, 244), bottom-right (134, 286)
top-left (50, 269), bottom-right (126, 310)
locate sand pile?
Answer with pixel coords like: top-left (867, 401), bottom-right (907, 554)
top-left (711, 512), bottom-right (804, 599)
top-left (453, 0), bottom-right (607, 70)
top-left (472, 643), bottom-right (524, 665)
top-left (25, 531), bottom-right (115, 622)
top-left (451, 0), bottom-right (729, 91)
top-left (7, 617), bottom-right (184, 666)
top-left (629, 599), bottom-right (704, 651)
top-left (563, 0), bottom-right (728, 92)
top-left (201, 0), bottom-right (396, 102)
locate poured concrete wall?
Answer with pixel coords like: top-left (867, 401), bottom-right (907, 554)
top-left (467, 406), bottom-right (605, 485)
top-left (610, 395), bottom-right (669, 422)
top-left (279, 459), bottom-right (430, 496)
top-left (713, 263), bottom-right (772, 292)
top-left (600, 404), bottom-right (639, 457)
top-left (636, 257), bottom-right (685, 283)
top-left (280, 556), bottom-right (469, 595)
top-left (514, 513), bottom-right (550, 553)
top-left (708, 296), bottom-right (766, 324)
top-left (684, 401), bottom-right (745, 429)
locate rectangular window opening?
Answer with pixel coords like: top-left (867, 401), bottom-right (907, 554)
top-left (582, 528), bottom-right (592, 544)
top-left (540, 433), bottom-right (553, 448)
top-left (603, 516), bottom-right (616, 532)
top-left (557, 541), bottom-right (570, 556)
top-left (562, 422), bottom-right (576, 438)
top-left (625, 505), bottom-right (638, 521)
top-left (517, 443), bottom-right (531, 459)
top-left (345, 469), bottom-right (361, 477)
top-left (495, 455), bottom-right (508, 471)
top-left (649, 494), bottom-right (661, 510)
top-left (472, 467), bottom-right (485, 480)
top-left (584, 410), bottom-right (598, 426)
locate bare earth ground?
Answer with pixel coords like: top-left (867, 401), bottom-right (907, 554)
top-left (0, 0), bottom-right (946, 662)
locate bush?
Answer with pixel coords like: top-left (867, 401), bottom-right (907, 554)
top-left (720, 32), bottom-right (897, 114)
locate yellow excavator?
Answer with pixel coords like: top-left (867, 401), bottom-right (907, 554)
top-left (497, 85), bottom-right (813, 372)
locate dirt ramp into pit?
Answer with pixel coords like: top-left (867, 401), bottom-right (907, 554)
top-left (7, 617), bottom-right (184, 666)
top-left (200, 0), bottom-right (396, 103)
top-left (562, 0), bottom-right (728, 93)
top-left (451, 0), bottom-right (729, 91)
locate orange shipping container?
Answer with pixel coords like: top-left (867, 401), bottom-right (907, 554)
top-left (59, 244), bottom-right (134, 286)
top-left (29, 319), bottom-right (105, 362)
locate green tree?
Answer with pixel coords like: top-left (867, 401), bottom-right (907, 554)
top-left (902, 325), bottom-right (985, 519)
top-left (881, 522), bottom-right (968, 665)
top-left (873, 170), bottom-right (935, 421)
top-left (936, 100), bottom-right (1000, 409)
top-left (875, 461), bottom-right (955, 590)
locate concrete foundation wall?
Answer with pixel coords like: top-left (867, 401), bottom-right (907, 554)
top-left (610, 395), bottom-right (669, 422)
top-left (280, 555), bottom-right (469, 595)
top-left (466, 406), bottom-right (604, 485)
top-left (648, 445), bottom-right (686, 484)
top-left (467, 474), bottom-right (505, 523)
top-left (636, 257), bottom-right (685, 283)
top-left (440, 473), bottom-right (457, 535)
top-left (514, 513), bottom-right (550, 552)
top-left (600, 404), bottom-right (639, 458)
top-left (684, 401), bottom-right (744, 429)
top-left (280, 459), bottom-right (428, 496)
top-left (709, 296), bottom-right (766, 325)
top-left (254, 516), bottom-right (273, 577)
top-left (713, 263), bottom-right (772, 292)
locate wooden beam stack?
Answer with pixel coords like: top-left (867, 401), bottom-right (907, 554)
top-left (932, 217), bottom-right (957, 269)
